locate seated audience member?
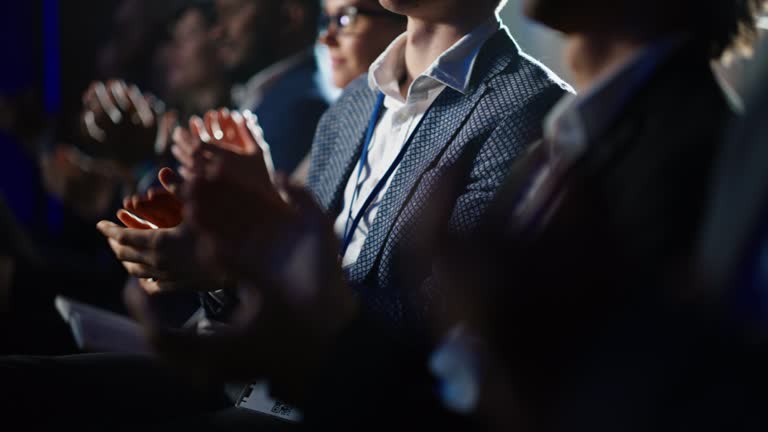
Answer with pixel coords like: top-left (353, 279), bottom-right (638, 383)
top-left (0, 0), bottom-right (571, 429)
top-left (320, 0), bottom-right (408, 89)
top-left (164, 0), bottom-right (231, 121)
top-left (125, 0), bottom-right (768, 431)
top-left (209, 0), bottom-right (332, 173)
top-left (693, 37), bottom-right (768, 432)
top-left (291, 0), bottom-right (407, 181)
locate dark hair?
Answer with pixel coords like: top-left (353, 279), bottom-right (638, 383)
top-left (695, 0), bottom-right (767, 58)
top-left (289, 0), bottom-right (322, 36)
top-left (172, 0), bottom-right (218, 27)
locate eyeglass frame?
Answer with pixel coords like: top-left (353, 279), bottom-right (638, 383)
top-left (318, 5), bottom-right (405, 36)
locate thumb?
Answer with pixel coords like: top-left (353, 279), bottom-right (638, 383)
top-left (158, 167), bottom-right (183, 196)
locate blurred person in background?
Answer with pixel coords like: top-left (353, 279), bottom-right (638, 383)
top-left (165, 0), bottom-right (231, 121)
top-left (291, 0), bottom-right (407, 180)
top-left (319, 0), bottom-right (407, 88)
top-left (693, 34), bottom-right (768, 431)
top-left (212, 0), bottom-right (331, 174)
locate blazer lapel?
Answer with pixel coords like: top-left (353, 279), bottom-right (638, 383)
top-left (346, 29), bottom-right (520, 283)
top-left (317, 87), bottom-right (379, 211)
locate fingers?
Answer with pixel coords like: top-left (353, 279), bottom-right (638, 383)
top-left (140, 188), bottom-right (183, 227)
top-left (119, 188), bottom-right (183, 229)
top-left (204, 111), bottom-right (220, 141)
top-left (158, 167), bottom-right (183, 195)
top-left (127, 84), bottom-right (155, 127)
top-left (108, 79), bottom-right (132, 112)
top-left (238, 111), bottom-right (261, 154)
top-left (243, 110), bottom-right (269, 154)
top-left (94, 81), bottom-right (122, 124)
top-left (117, 209), bottom-right (156, 229)
top-left (121, 261), bottom-right (171, 280)
top-left (156, 110), bottom-right (179, 155)
top-left (97, 220), bottom-right (156, 250)
top-left (189, 115), bottom-right (211, 143)
top-left (172, 127), bottom-right (198, 170)
top-left (107, 236), bottom-right (156, 266)
top-left (218, 108), bottom-right (239, 143)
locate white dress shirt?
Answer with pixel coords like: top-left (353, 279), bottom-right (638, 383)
top-left (334, 17), bottom-right (501, 267)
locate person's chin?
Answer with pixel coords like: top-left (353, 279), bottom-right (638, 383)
top-left (332, 71), bottom-right (354, 89)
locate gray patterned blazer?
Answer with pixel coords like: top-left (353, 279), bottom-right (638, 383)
top-left (307, 27), bottom-right (572, 328)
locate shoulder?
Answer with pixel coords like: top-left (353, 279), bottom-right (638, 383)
top-left (316, 74), bottom-right (375, 129)
top-left (479, 28), bottom-right (573, 110)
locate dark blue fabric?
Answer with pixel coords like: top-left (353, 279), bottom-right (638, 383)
top-left (737, 213), bottom-right (768, 330)
top-left (251, 55), bottom-right (331, 174)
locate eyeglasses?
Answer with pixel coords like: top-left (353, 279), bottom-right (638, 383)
top-left (318, 6), bottom-right (403, 36)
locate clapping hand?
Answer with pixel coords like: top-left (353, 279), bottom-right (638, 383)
top-left (117, 168), bottom-right (184, 230)
top-left (81, 80), bottom-right (164, 166)
top-left (125, 184), bottom-right (357, 400)
top-left (98, 168), bottom-right (224, 294)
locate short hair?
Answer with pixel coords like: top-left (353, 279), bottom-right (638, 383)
top-left (289, 0), bottom-right (321, 35)
top-left (172, 0), bottom-right (218, 27)
top-left (696, 0), bottom-right (768, 59)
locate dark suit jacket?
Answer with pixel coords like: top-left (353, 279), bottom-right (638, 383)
top-left (307, 27), bottom-right (570, 329)
top-left (252, 54), bottom-right (331, 174)
top-left (465, 44), bottom-right (739, 432)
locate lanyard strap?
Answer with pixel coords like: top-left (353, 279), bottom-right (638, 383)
top-left (340, 92), bottom-right (386, 255)
top-left (339, 91), bottom-right (435, 257)
top-left (341, 88), bottom-right (432, 257)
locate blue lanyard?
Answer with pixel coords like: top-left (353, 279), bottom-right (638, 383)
top-left (341, 92), bottom-right (386, 256)
top-left (339, 91), bottom-right (433, 257)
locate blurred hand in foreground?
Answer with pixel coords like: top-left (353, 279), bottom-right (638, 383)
top-left (99, 168), bottom-right (225, 294)
top-left (117, 168), bottom-right (184, 230)
top-left (125, 184), bottom-right (357, 400)
top-left (171, 108), bottom-right (274, 187)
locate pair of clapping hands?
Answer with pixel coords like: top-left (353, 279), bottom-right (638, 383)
top-left (81, 80), bottom-right (170, 166)
top-left (97, 108), bottom-right (281, 292)
top-left (97, 108), bottom-right (357, 395)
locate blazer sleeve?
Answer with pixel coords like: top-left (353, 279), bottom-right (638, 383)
top-left (410, 85), bottom-right (564, 322)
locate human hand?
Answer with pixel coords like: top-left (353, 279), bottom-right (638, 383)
top-left (184, 163), bottom-right (296, 278)
top-left (96, 219), bottom-right (221, 294)
top-left (171, 108), bottom-right (274, 187)
top-left (117, 168), bottom-right (184, 230)
top-left (81, 80), bottom-right (162, 166)
top-left (124, 185), bottom-right (357, 398)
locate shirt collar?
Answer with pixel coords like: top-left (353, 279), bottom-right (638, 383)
top-left (231, 49), bottom-right (314, 110)
top-left (368, 16), bottom-right (501, 103)
top-left (544, 37), bottom-right (685, 162)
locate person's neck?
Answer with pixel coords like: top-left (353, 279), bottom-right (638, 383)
top-left (564, 33), bottom-right (649, 92)
top-left (399, 13), bottom-right (493, 98)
